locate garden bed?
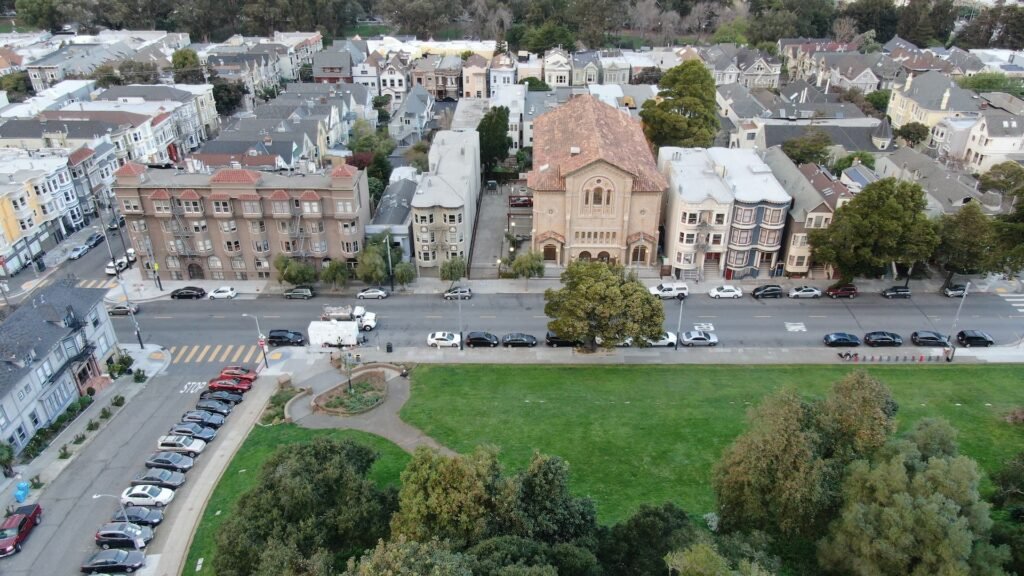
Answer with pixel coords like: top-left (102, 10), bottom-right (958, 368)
top-left (314, 371), bottom-right (387, 415)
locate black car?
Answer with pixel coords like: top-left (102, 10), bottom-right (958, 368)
top-left (752, 284), bottom-right (783, 299)
top-left (864, 331), bottom-right (903, 347)
top-left (195, 399), bottom-right (232, 415)
top-left (957, 330), bottom-right (994, 347)
top-left (111, 506), bottom-right (163, 527)
top-left (145, 451), bottom-right (194, 472)
top-left (823, 332), bottom-right (861, 347)
top-left (81, 549), bottom-right (145, 573)
top-left (267, 329), bottom-right (304, 346)
top-left (170, 286), bottom-right (207, 299)
top-left (94, 522), bottom-right (154, 550)
top-left (545, 331), bottom-right (581, 347)
top-left (181, 410), bottom-right (226, 429)
top-left (169, 422), bottom-right (217, 442)
top-left (911, 331), bottom-right (950, 346)
top-left (465, 331), bottom-right (499, 348)
top-left (84, 232), bottom-right (105, 247)
top-left (199, 390), bottom-right (243, 405)
top-left (107, 215), bottom-right (126, 230)
top-left (881, 286), bottom-right (912, 299)
top-left (502, 333), bottom-right (538, 347)
top-left (131, 468), bottom-right (186, 489)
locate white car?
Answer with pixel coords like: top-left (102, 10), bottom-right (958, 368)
top-left (680, 330), bottom-right (719, 346)
top-left (68, 245), bottom-right (90, 260)
top-left (427, 332), bottom-right (461, 348)
top-left (356, 287), bottom-right (389, 299)
top-left (643, 332), bottom-right (678, 347)
top-left (156, 434), bottom-right (207, 457)
top-left (708, 285), bottom-right (743, 299)
top-left (788, 286), bottom-right (822, 299)
top-left (208, 286), bottom-right (237, 300)
top-left (104, 258), bottom-right (129, 275)
top-left (121, 485), bottom-right (175, 508)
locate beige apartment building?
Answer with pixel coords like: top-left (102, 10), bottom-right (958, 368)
top-left (528, 95), bottom-right (666, 267)
top-left (113, 163), bottom-right (370, 281)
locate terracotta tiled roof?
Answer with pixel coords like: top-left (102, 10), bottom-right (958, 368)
top-left (149, 189), bottom-right (170, 200)
top-left (331, 164), bottom-right (358, 178)
top-left (152, 111), bottom-right (172, 125)
top-left (239, 193), bottom-right (261, 201)
top-left (178, 189), bottom-right (200, 200)
top-left (115, 162), bottom-right (148, 177)
top-left (269, 189), bottom-right (290, 200)
top-left (68, 146), bottom-right (94, 166)
top-left (527, 95), bottom-right (667, 193)
top-left (0, 47), bottom-right (23, 67)
top-left (210, 168), bottom-right (262, 185)
top-left (298, 190), bottom-right (320, 201)
top-left (209, 192), bottom-right (230, 200)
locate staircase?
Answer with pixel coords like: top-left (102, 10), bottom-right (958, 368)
top-left (702, 260), bottom-right (719, 283)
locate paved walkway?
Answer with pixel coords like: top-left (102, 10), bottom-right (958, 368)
top-left (288, 363), bottom-right (455, 456)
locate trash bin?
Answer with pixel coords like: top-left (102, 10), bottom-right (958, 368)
top-left (36, 260), bottom-right (45, 272)
top-left (386, 342), bottom-right (393, 353)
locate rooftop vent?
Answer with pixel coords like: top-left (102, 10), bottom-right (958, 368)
top-left (569, 146), bottom-right (580, 155)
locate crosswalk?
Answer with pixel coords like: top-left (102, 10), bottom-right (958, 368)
top-left (169, 344), bottom-right (262, 365)
top-left (76, 278), bottom-right (120, 289)
top-left (1001, 294), bottom-right (1024, 314)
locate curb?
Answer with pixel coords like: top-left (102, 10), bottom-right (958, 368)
top-left (282, 387), bottom-right (311, 423)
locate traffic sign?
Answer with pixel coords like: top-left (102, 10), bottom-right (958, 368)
top-left (258, 338), bottom-right (265, 347)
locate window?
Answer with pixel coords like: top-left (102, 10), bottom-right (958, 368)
top-left (0, 407), bottom-right (7, 430)
top-left (282, 240), bottom-right (296, 252)
top-left (763, 208), bottom-right (783, 225)
top-left (230, 256), bottom-right (246, 270)
top-left (224, 240), bottom-right (240, 252)
top-left (795, 255), bottom-right (806, 267)
top-left (715, 213), bottom-right (726, 225)
top-left (312, 239), bottom-right (327, 253)
top-left (213, 200), bottom-right (231, 214)
top-left (190, 220), bottom-right (207, 233)
top-left (252, 239), bottom-right (269, 252)
top-left (235, 272), bottom-right (248, 280)
top-left (680, 233), bottom-right (696, 244)
top-left (732, 229), bottom-right (751, 245)
top-left (302, 201), bottom-right (320, 214)
top-left (727, 250), bottom-right (746, 265)
top-left (208, 256), bottom-right (222, 269)
top-left (711, 233), bottom-right (723, 245)
top-left (733, 207), bottom-right (754, 224)
top-left (255, 258), bottom-right (270, 270)
top-left (153, 200), bottom-right (170, 213)
top-left (310, 221), bottom-right (324, 233)
top-left (220, 220), bottom-right (237, 232)
top-left (792, 234), bottom-right (807, 247)
top-left (249, 220), bottom-right (266, 233)
top-left (211, 271), bottom-right (225, 280)
top-left (683, 212), bottom-right (698, 225)
top-left (683, 252), bottom-right (695, 264)
top-left (28, 411), bottom-right (39, 427)
top-left (758, 229), bottom-right (780, 246)
top-left (131, 220), bottom-right (147, 232)
top-left (242, 200), bottom-right (261, 215)
top-left (336, 200), bottom-right (354, 213)
top-left (179, 200), bottom-right (202, 214)
top-left (122, 198), bottom-right (141, 212)
top-left (272, 201), bottom-right (289, 214)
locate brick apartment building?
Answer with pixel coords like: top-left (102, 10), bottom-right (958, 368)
top-left (112, 163), bottom-right (370, 281)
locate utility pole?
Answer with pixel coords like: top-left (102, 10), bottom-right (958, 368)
top-left (385, 233), bottom-right (394, 292)
top-left (457, 280), bottom-right (464, 350)
top-left (674, 296), bottom-right (685, 350)
top-left (946, 281), bottom-right (970, 362)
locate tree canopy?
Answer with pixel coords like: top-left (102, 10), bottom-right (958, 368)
top-left (781, 130), bottom-right (832, 166)
top-left (935, 202), bottom-right (999, 284)
top-left (478, 106), bottom-right (514, 171)
top-left (895, 121), bottom-right (930, 147)
top-left (640, 60), bottom-right (719, 149)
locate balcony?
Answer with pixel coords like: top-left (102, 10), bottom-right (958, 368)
top-left (47, 339), bottom-right (96, 387)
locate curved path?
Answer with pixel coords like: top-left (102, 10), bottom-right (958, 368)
top-left (287, 364), bottom-right (455, 456)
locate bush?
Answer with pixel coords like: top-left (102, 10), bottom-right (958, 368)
top-left (72, 433), bottom-right (86, 445)
top-left (133, 369), bottom-right (147, 383)
top-left (86, 387), bottom-right (96, 397)
top-left (53, 414), bottom-right (68, 429)
top-left (64, 403), bottom-right (81, 419)
top-left (111, 395), bottom-right (125, 407)
top-left (86, 419), bottom-right (99, 431)
top-left (118, 354), bottom-right (135, 369)
top-left (58, 444), bottom-right (70, 459)
top-left (29, 476), bottom-right (43, 489)
top-left (78, 395), bottom-right (93, 409)
top-left (99, 407), bottom-right (112, 420)
top-left (109, 365), bottom-right (122, 378)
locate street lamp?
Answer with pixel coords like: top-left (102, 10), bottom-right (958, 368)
top-left (242, 313), bottom-right (271, 368)
top-left (457, 278), bottom-right (464, 351)
top-left (945, 281), bottom-right (970, 362)
top-left (674, 296), bottom-right (685, 350)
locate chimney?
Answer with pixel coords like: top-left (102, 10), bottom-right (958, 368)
top-left (904, 74), bottom-right (913, 91)
top-left (940, 88), bottom-right (950, 111)
top-left (569, 146), bottom-right (580, 156)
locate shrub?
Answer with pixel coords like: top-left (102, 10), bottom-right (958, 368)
top-left (118, 355), bottom-right (135, 369)
top-left (86, 419), bottom-right (99, 431)
top-left (133, 369), bottom-right (147, 383)
top-left (86, 387), bottom-right (96, 397)
top-left (64, 403), bottom-right (80, 419)
top-left (58, 445), bottom-right (70, 459)
top-left (111, 395), bottom-right (125, 407)
top-left (72, 433), bottom-right (86, 445)
top-left (109, 365), bottom-right (122, 378)
top-left (29, 476), bottom-right (43, 489)
top-left (53, 414), bottom-right (68, 428)
top-left (78, 395), bottom-right (93, 409)
top-left (99, 407), bottom-right (111, 420)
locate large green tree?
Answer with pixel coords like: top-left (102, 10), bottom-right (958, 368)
top-left (355, 245), bottom-right (388, 286)
top-left (640, 60), bottom-right (718, 149)
top-left (781, 130), bottom-right (832, 166)
top-left (440, 256), bottom-right (468, 284)
top-left (895, 121), bottom-right (930, 146)
top-left (544, 261), bottom-right (664, 349)
top-left (0, 72), bottom-right (33, 103)
top-left (493, 453), bottom-right (598, 545)
top-left (14, 0), bottom-right (61, 29)
top-left (934, 202), bottom-right (999, 286)
top-left (511, 251), bottom-right (545, 290)
top-left (394, 261), bottom-right (417, 288)
top-left (212, 80), bottom-right (248, 115)
top-left (597, 503), bottom-right (698, 576)
top-left (865, 89), bottom-right (891, 114)
top-left (172, 48), bottom-right (206, 84)
top-left (345, 537), bottom-right (473, 576)
top-left (478, 105), bottom-right (513, 171)
top-left (842, 0), bottom-right (899, 45)
top-left (808, 177), bottom-right (939, 281)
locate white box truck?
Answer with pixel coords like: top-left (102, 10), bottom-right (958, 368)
top-left (320, 304), bottom-right (366, 321)
top-left (307, 320), bottom-right (367, 348)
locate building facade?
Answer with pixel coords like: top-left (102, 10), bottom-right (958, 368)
top-left (410, 131), bottom-right (480, 269)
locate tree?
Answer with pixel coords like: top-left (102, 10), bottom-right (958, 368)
top-left (478, 106), bottom-right (513, 171)
top-left (0, 72), bottom-right (33, 103)
top-left (405, 140), bottom-right (430, 172)
top-left (842, 0), bottom-right (898, 47)
top-left (865, 89), bottom-right (891, 114)
top-left (510, 251), bottom-right (545, 290)
top-left (118, 61), bottom-right (160, 84)
top-left (935, 202), bottom-right (999, 286)
top-left (544, 260), bottom-right (664, 349)
top-left (895, 121), bottom-right (930, 146)
top-left (818, 419), bottom-right (1010, 575)
top-left (367, 176), bottom-right (385, 207)
top-left (832, 16), bottom-right (859, 43)
top-left (520, 77), bottom-right (551, 91)
top-left (664, 543), bottom-right (774, 576)
top-left (597, 503), bottom-right (698, 576)
top-left (368, 153), bottom-right (392, 183)
top-left (494, 453), bottom-right (598, 545)
top-left (355, 245), bottom-right (387, 286)
top-left (0, 443), bottom-right (14, 478)
top-left (172, 48), bottom-right (206, 84)
top-left (521, 21), bottom-right (576, 54)
top-left (282, 260), bottom-right (317, 285)
top-left (808, 178), bottom-right (939, 281)
top-left (640, 60), bottom-right (719, 149)
top-left (981, 162), bottom-right (1024, 197)
top-left (631, 67), bottom-right (663, 85)
top-left (394, 261), bottom-right (416, 289)
top-left (320, 260), bottom-right (351, 289)
top-left (831, 151), bottom-right (876, 173)
top-left (781, 130), bottom-right (832, 165)
top-left (273, 254), bottom-right (291, 282)
top-left (213, 80), bottom-right (248, 115)
top-left (897, 0), bottom-right (934, 47)
top-left (15, 0), bottom-right (61, 30)
top-left (958, 73), bottom-right (1024, 99)
top-left (345, 537), bottom-right (473, 576)
top-left (992, 452), bottom-right (1024, 508)
top-left (748, 9), bottom-right (798, 44)
top-left (90, 64), bottom-right (124, 88)
top-left (299, 63), bottom-right (313, 82)
top-left (440, 256), bottom-right (467, 284)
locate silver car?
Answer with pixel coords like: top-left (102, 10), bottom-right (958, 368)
top-left (680, 330), bottom-right (719, 346)
top-left (788, 286), bottom-right (822, 299)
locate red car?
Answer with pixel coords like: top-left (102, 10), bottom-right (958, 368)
top-left (218, 366), bottom-right (258, 382)
top-left (0, 503), bottom-right (42, 556)
top-left (207, 377), bottom-right (252, 393)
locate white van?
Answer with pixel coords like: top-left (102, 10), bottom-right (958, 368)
top-left (649, 282), bottom-right (689, 299)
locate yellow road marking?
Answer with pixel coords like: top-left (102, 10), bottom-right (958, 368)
top-left (231, 346), bottom-right (245, 362)
top-left (172, 346), bottom-right (189, 363)
top-left (206, 345), bottom-right (223, 363)
top-left (242, 346), bottom-right (257, 363)
top-left (184, 345), bottom-right (202, 363)
top-left (219, 345), bottom-right (234, 363)
top-left (193, 345), bottom-right (212, 363)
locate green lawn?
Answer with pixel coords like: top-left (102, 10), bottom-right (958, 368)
top-left (402, 364), bottom-right (1024, 523)
top-left (184, 425), bottom-right (410, 576)
top-left (340, 24), bottom-right (392, 38)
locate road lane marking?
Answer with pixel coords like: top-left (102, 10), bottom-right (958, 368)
top-left (425, 315), bottom-right (442, 319)
top-left (212, 315), bottom-right (225, 319)
top-left (754, 315), bottom-right (771, 318)
top-left (808, 315), bottom-right (828, 318)
top-left (697, 315), bottom-right (716, 318)
top-left (219, 345), bottom-right (234, 363)
top-left (263, 315), bottom-right (280, 318)
top-left (172, 346), bottom-right (188, 364)
top-left (479, 315), bottom-right (496, 319)
top-left (184, 345), bottom-right (202, 363)
top-left (154, 316), bottom-right (173, 319)
top-left (786, 322), bottom-right (807, 332)
top-left (231, 346), bottom-right (245, 362)
top-left (242, 346), bottom-right (258, 363)
top-left (207, 345), bottom-right (223, 363)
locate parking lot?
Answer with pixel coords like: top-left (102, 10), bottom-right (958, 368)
top-left (469, 180), bottom-right (533, 279)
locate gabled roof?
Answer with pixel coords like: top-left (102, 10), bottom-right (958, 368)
top-left (331, 164), bottom-right (358, 178)
top-left (115, 162), bottom-right (148, 177)
top-left (798, 163), bottom-right (852, 209)
top-left (68, 146), bottom-right (94, 166)
top-left (762, 146), bottom-right (828, 221)
top-left (210, 168), bottom-right (262, 184)
top-left (899, 70), bottom-right (980, 113)
top-left (980, 110), bottom-right (1024, 137)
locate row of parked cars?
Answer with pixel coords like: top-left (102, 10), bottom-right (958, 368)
top-left (427, 330), bottom-right (720, 348)
top-left (648, 282), bottom-right (971, 300)
top-left (822, 329), bottom-right (995, 348)
top-left (79, 366), bottom-right (258, 574)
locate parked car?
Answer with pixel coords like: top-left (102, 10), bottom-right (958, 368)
top-left (111, 506), bottom-right (162, 527)
top-left (199, 389), bottom-right (243, 405)
top-left (104, 258), bottom-right (128, 275)
top-left (195, 399), bottom-right (232, 416)
top-left (545, 331), bottom-right (581, 347)
top-left (443, 286), bottom-right (473, 300)
top-left (80, 549), bottom-right (145, 574)
top-left (708, 285), bottom-right (742, 299)
top-left (911, 331), bottom-right (950, 346)
top-left (509, 195), bottom-right (533, 208)
top-left (180, 410), bottom-right (225, 429)
top-left (120, 485), bottom-right (174, 508)
top-left (465, 332), bottom-right (499, 348)
top-left (68, 244), bottom-right (90, 260)
top-left (943, 284), bottom-right (967, 298)
top-left (825, 284), bottom-right (859, 299)
top-left (156, 435), bottom-right (207, 457)
top-left (131, 468), bottom-right (186, 489)
top-left (752, 285), bottom-right (783, 299)
top-left (267, 329), bottom-right (304, 346)
top-left (169, 287), bottom-right (206, 300)
top-left (680, 330), bottom-right (719, 346)
top-left (107, 215), bottom-right (126, 230)
top-left (957, 330), bottom-right (994, 347)
top-left (863, 331), bottom-right (903, 347)
top-left (823, 332), bottom-right (861, 347)
top-left (427, 332), bottom-right (461, 348)
top-left (788, 286), bottom-right (822, 299)
top-left (85, 232), bottom-right (105, 247)
top-left (648, 282), bottom-right (689, 299)
top-left (95, 522), bottom-right (153, 550)
top-left (283, 286), bottom-right (315, 299)
top-left (218, 366), bottom-right (258, 382)
top-left (208, 286), bottom-right (237, 300)
top-left (0, 503), bottom-right (42, 557)
top-left (356, 287), bottom-right (389, 299)
top-left (168, 422), bottom-right (216, 443)
top-left (207, 377), bottom-right (251, 393)
top-left (144, 452), bottom-right (194, 472)
top-left (502, 333), bottom-right (538, 347)
top-left (881, 286), bottom-right (912, 299)
top-left (107, 302), bottom-right (139, 316)
top-left (643, 332), bottom-right (678, 347)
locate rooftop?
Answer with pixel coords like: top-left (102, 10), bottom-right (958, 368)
top-left (659, 147), bottom-right (791, 205)
top-left (369, 178), bottom-right (417, 225)
top-left (412, 130), bottom-right (479, 209)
